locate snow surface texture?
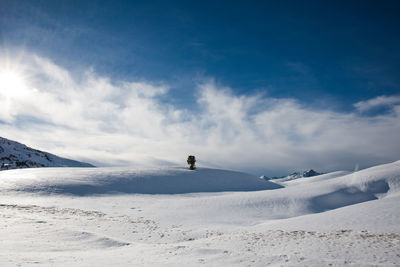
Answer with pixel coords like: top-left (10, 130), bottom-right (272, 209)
top-left (0, 137), bottom-right (94, 170)
top-left (0, 161), bottom-right (399, 266)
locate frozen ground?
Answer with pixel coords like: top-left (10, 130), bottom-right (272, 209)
top-left (0, 161), bottom-right (399, 266)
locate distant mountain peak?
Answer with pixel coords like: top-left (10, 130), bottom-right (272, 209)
top-left (0, 137), bottom-right (94, 170)
top-left (261, 169), bottom-right (322, 181)
top-left (303, 169), bottom-right (320, 177)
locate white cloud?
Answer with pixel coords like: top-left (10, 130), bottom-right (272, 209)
top-left (354, 95), bottom-right (400, 113)
top-left (1, 51), bottom-right (400, 175)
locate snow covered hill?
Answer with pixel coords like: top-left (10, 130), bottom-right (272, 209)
top-left (0, 167), bottom-right (282, 194)
top-left (0, 137), bottom-right (94, 170)
top-left (0, 160), bottom-right (399, 266)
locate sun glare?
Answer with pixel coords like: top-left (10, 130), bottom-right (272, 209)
top-left (0, 70), bottom-right (28, 98)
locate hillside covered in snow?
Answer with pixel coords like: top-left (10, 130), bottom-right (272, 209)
top-left (0, 137), bottom-right (94, 170)
top-left (0, 160), bottom-right (399, 266)
top-left (0, 167), bottom-right (282, 194)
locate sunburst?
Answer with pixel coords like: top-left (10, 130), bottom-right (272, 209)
top-left (0, 69), bottom-right (28, 98)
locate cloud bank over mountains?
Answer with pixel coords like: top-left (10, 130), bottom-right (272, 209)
top-left (1, 51), bottom-right (399, 175)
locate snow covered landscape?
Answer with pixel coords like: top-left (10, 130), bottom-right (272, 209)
top-left (2, 1), bottom-right (400, 266)
top-left (0, 160), bottom-right (399, 266)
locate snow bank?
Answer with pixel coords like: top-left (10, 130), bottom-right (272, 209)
top-left (306, 160), bottom-right (400, 212)
top-left (251, 161), bottom-right (400, 232)
top-left (0, 167), bottom-right (282, 195)
top-left (128, 160), bottom-right (400, 227)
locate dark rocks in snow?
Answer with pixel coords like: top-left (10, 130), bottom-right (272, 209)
top-left (45, 154), bottom-right (52, 162)
top-left (303, 169), bottom-right (321, 177)
top-left (261, 169), bottom-right (322, 181)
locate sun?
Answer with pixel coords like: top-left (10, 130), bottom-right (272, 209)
top-left (0, 70), bottom-right (28, 98)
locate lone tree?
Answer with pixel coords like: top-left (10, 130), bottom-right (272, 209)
top-left (187, 155), bottom-right (196, 170)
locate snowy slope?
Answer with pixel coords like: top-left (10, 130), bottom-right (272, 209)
top-left (0, 137), bottom-right (94, 170)
top-left (0, 160), bottom-right (399, 266)
top-left (0, 167), bottom-right (282, 194)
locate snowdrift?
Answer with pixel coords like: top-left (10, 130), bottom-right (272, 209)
top-left (249, 160), bottom-right (400, 232)
top-left (111, 160), bottom-right (400, 227)
top-left (0, 167), bottom-right (282, 195)
top-left (302, 160), bottom-right (400, 212)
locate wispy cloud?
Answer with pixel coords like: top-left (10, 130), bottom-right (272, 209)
top-left (354, 95), bottom-right (400, 113)
top-left (1, 51), bottom-right (400, 175)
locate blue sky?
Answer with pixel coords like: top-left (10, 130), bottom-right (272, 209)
top-left (0, 0), bottom-right (400, 174)
top-left (3, 0), bottom-right (400, 108)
